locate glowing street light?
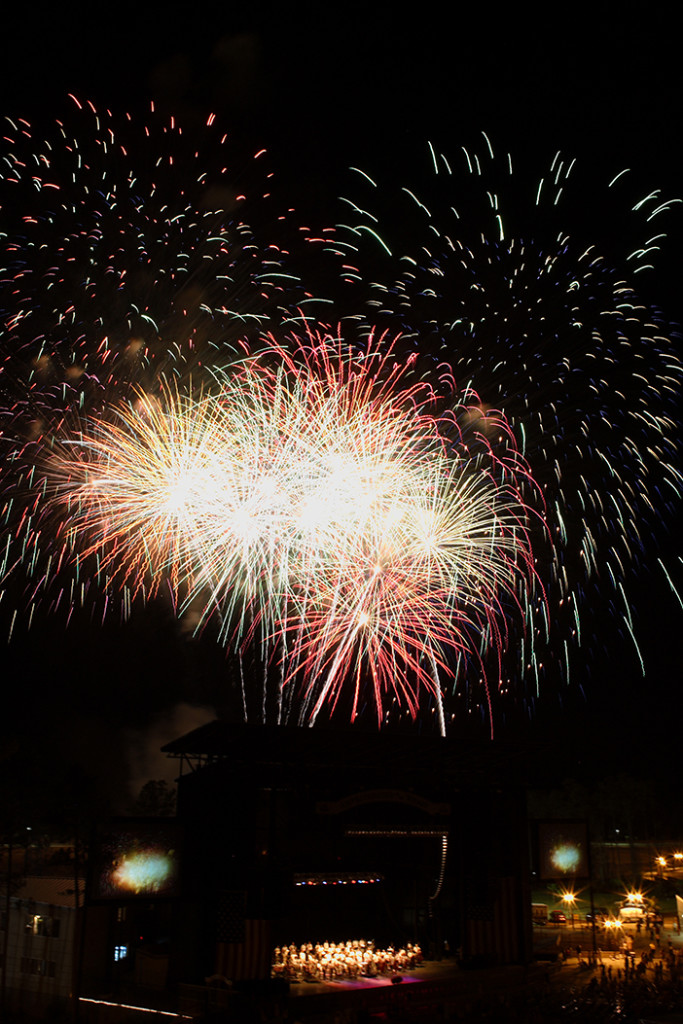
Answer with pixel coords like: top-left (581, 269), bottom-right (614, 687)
top-left (561, 890), bottom-right (577, 930)
top-left (604, 917), bottom-right (623, 951)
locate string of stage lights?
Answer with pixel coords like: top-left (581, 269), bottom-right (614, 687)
top-left (0, 101), bottom-right (680, 734)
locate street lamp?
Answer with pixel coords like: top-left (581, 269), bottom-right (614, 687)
top-left (604, 918), bottom-right (623, 952)
top-left (561, 891), bottom-right (577, 930)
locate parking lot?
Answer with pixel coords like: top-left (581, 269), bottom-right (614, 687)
top-left (533, 913), bottom-right (681, 961)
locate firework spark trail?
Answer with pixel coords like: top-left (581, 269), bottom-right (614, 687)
top-left (328, 136), bottom-right (683, 699)
top-left (41, 329), bottom-right (543, 730)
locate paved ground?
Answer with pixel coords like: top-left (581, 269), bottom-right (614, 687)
top-left (533, 912), bottom-right (682, 961)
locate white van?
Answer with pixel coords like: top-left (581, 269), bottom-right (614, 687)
top-left (619, 904), bottom-right (646, 923)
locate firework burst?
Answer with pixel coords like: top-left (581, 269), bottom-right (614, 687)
top-left (5, 106), bottom-right (675, 733)
top-left (47, 385), bottom-right (229, 605)
top-left (327, 136), bottom-right (683, 698)
top-left (0, 96), bottom-right (312, 426)
top-left (40, 329), bottom-right (542, 730)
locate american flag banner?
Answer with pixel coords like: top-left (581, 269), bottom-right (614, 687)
top-left (464, 875), bottom-right (520, 964)
top-left (215, 891), bottom-right (271, 981)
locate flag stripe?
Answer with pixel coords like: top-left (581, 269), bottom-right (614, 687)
top-left (465, 876), bottom-right (519, 963)
top-left (216, 919), bottom-right (271, 980)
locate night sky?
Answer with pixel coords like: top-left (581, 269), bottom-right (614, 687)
top-left (0, 6), bottom-right (681, 814)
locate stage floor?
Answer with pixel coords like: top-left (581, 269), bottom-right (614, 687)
top-left (287, 965), bottom-right (431, 996)
top-left (281, 957), bottom-right (548, 1020)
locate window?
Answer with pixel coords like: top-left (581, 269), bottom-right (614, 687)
top-left (20, 958), bottom-right (56, 977)
top-left (26, 915), bottom-right (60, 938)
top-left (113, 945), bottom-right (128, 962)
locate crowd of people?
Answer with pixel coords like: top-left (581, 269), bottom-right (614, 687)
top-left (545, 938), bottom-right (683, 1022)
top-left (271, 939), bottom-right (423, 982)
top-left (463, 936), bottom-right (683, 1023)
top-left (373, 941), bottom-right (683, 1023)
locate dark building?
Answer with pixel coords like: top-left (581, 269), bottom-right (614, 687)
top-left (156, 721), bottom-right (533, 985)
top-left (3, 722), bottom-right (535, 1019)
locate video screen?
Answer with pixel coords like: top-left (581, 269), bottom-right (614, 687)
top-left (538, 821), bottom-right (588, 880)
top-left (90, 821), bottom-right (182, 901)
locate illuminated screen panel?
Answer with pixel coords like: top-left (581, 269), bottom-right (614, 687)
top-left (90, 821), bottom-right (182, 901)
top-left (538, 821), bottom-right (588, 880)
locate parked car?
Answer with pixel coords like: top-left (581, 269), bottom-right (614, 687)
top-left (549, 910), bottom-right (567, 924)
top-left (586, 906), bottom-right (609, 923)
